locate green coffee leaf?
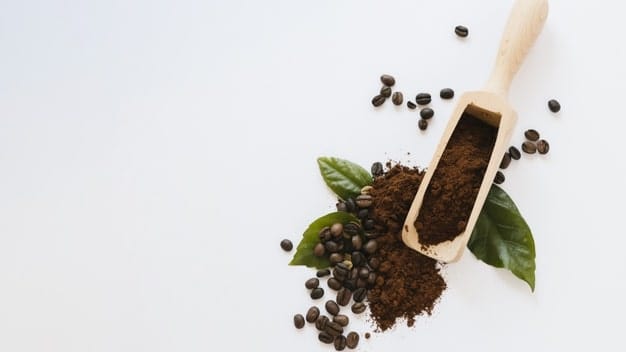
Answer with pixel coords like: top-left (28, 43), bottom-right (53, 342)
top-left (289, 212), bottom-right (360, 269)
top-left (317, 157), bottom-right (373, 200)
top-left (468, 185), bottom-right (536, 291)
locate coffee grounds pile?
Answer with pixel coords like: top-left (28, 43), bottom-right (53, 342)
top-left (415, 113), bottom-right (498, 245)
top-left (367, 164), bottom-right (447, 331)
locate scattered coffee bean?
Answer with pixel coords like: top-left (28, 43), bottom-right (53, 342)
top-left (420, 107), bottom-right (434, 120)
top-left (311, 287), bottom-right (325, 299)
top-left (325, 241), bottom-right (339, 253)
top-left (313, 243), bottom-right (325, 257)
top-left (371, 162), bottom-right (383, 177)
top-left (330, 253), bottom-right (344, 265)
top-left (380, 86), bottom-right (392, 98)
top-left (280, 239), bottom-right (293, 251)
top-left (351, 236), bottom-right (363, 251)
top-left (317, 269), bottom-right (331, 278)
top-left (500, 152), bottom-right (512, 169)
top-left (392, 92), bottom-right (403, 105)
top-left (353, 287), bottom-right (367, 302)
top-left (522, 141), bottom-right (537, 154)
top-left (319, 332), bottom-right (334, 344)
top-left (537, 139), bottom-right (550, 154)
top-left (330, 222), bottom-right (343, 237)
top-left (305, 278), bottom-right (320, 289)
top-left (407, 101), bottom-right (417, 109)
top-left (494, 171), bottom-right (505, 185)
top-left (351, 302), bottom-right (366, 314)
top-left (351, 251), bottom-right (365, 266)
top-left (509, 146), bottom-right (521, 160)
top-left (333, 314), bottom-right (349, 327)
top-left (455, 25), bottom-right (469, 37)
top-left (325, 321), bottom-right (344, 337)
top-left (371, 95), bottom-right (385, 107)
top-left (334, 335), bottom-right (347, 351)
top-left (440, 88), bottom-right (455, 99)
top-left (325, 300), bottom-right (340, 316)
top-left (346, 331), bottom-right (359, 349)
top-left (363, 240), bottom-right (378, 254)
top-left (365, 332), bottom-right (371, 339)
top-left (416, 93), bottom-right (431, 105)
top-left (294, 314), bottom-right (305, 329)
top-left (355, 194), bottom-right (373, 208)
top-left (336, 287), bottom-right (352, 306)
top-left (319, 226), bottom-right (331, 241)
top-left (548, 99), bottom-right (561, 113)
top-left (524, 129), bottom-right (540, 141)
top-left (380, 74), bottom-right (395, 87)
top-left (316, 315), bottom-right (330, 330)
top-left (418, 119), bottom-right (428, 131)
top-left (306, 306), bottom-right (320, 322)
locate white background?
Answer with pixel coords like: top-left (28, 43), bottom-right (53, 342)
top-left (1, 0), bottom-right (625, 351)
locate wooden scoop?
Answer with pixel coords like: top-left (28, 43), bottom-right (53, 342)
top-left (402, 0), bottom-right (549, 263)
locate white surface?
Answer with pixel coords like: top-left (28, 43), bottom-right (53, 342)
top-left (1, 0), bottom-right (625, 351)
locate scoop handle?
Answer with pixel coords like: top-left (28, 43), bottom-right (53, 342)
top-left (484, 0), bottom-right (548, 97)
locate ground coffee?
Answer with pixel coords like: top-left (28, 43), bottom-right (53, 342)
top-left (415, 113), bottom-right (497, 245)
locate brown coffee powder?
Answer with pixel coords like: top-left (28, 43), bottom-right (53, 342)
top-left (415, 113), bottom-right (498, 245)
top-left (368, 164), bottom-right (446, 331)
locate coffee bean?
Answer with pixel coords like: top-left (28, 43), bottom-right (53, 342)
top-left (371, 95), bottom-right (385, 107)
top-left (319, 332), bottom-right (334, 344)
top-left (548, 99), bottom-right (561, 113)
top-left (330, 222), bottom-right (343, 238)
top-left (494, 171), bottom-right (505, 185)
top-left (280, 239), bottom-right (293, 251)
top-left (353, 287), bottom-right (367, 302)
top-left (319, 226), bottom-right (332, 242)
top-left (524, 129), bottom-right (540, 141)
top-left (407, 101), bottom-right (417, 109)
top-left (356, 278), bottom-right (368, 289)
top-left (294, 314), bottom-right (305, 329)
top-left (380, 86), bottom-right (392, 98)
top-left (416, 93), bottom-right (431, 105)
top-left (325, 241), bottom-right (339, 253)
top-left (440, 88), bottom-right (455, 99)
top-left (537, 139), bottom-right (550, 154)
top-left (358, 267), bottom-right (369, 279)
top-left (368, 258), bottom-right (380, 269)
top-left (305, 277), bottom-right (320, 289)
top-left (325, 321), bottom-right (344, 337)
top-left (330, 253), bottom-right (344, 265)
top-left (337, 288), bottom-right (352, 306)
top-left (522, 141), bottom-right (537, 154)
top-left (363, 240), bottom-right (378, 254)
top-left (334, 335), bottom-right (347, 351)
top-left (380, 74), bottom-right (395, 87)
top-left (364, 219), bottom-right (375, 230)
top-left (500, 152), bottom-right (512, 169)
top-left (344, 221), bottom-right (361, 235)
top-left (371, 162), bottom-right (384, 177)
top-left (317, 269), bottom-right (331, 278)
top-left (311, 288), bottom-right (325, 300)
top-left (509, 146), bottom-right (521, 160)
top-left (418, 119), bottom-right (428, 131)
top-left (420, 107), bottom-right (434, 120)
top-left (346, 332), bottom-right (359, 349)
top-left (351, 251), bottom-right (364, 266)
top-left (365, 332), bottom-right (371, 339)
top-left (357, 209), bottom-right (369, 221)
top-left (455, 25), bottom-right (469, 37)
top-left (322, 300), bottom-right (339, 316)
top-left (344, 198), bottom-right (356, 213)
top-left (313, 243), bottom-right (325, 257)
top-left (336, 201), bottom-right (347, 212)
top-left (343, 279), bottom-right (356, 291)
top-left (360, 185), bottom-right (373, 196)
top-left (327, 277), bottom-right (343, 291)
top-left (356, 194), bottom-right (373, 208)
top-left (333, 314), bottom-right (349, 327)
top-left (306, 306), bottom-right (320, 322)
top-left (367, 273), bottom-right (377, 286)
top-left (392, 92), bottom-right (403, 105)
top-left (316, 315), bottom-right (330, 330)
top-left (351, 302), bottom-right (366, 314)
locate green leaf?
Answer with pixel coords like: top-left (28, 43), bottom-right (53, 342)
top-left (468, 185), bottom-right (536, 291)
top-left (289, 212), bottom-right (360, 269)
top-left (317, 157), bottom-right (373, 200)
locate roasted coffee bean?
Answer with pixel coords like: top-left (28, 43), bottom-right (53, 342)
top-left (418, 118), bottom-right (428, 131)
top-left (351, 302), bottom-right (366, 314)
top-left (325, 300), bottom-right (340, 316)
top-left (353, 288), bottom-right (367, 302)
top-left (356, 278), bottom-right (368, 289)
top-left (294, 314), bottom-right (305, 329)
top-left (364, 219), bottom-right (375, 230)
top-left (357, 209), bottom-right (369, 220)
top-left (351, 251), bottom-right (364, 266)
top-left (325, 321), bottom-right (344, 337)
top-left (509, 146), bottom-right (521, 160)
top-left (358, 267), bottom-right (370, 279)
top-left (319, 227), bottom-right (332, 242)
top-left (343, 279), bottom-right (356, 291)
top-left (333, 314), bottom-right (349, 327)
top-left (344, 198), bottom-right (356, 213)
top-left (346, 332), bottom-right (359, 349)
top-left (316, 315), bottom-right (330, 330)
top-left (335, 262), bottom-right (349, 273)
top-left (360, 185), bottom-right (373, 195)
top-left (330, 253), bottom-right (344, 265)
top-left (306, 306), bottom-right (320, 322)
top-left (330, 223), bottom-right (343, 238)
top-left (363, 240), bottom-right (378, 254)
top-left (313, 243), bottom-right (325, 257)
top-left (325, 241), bottom-right (339, 253)
top-left (494, 171), bottom-right (505, 185)
top-left (371, 162), bottom-right (384, 177)
top-left (311, 288), bottom-right (325, 300)
top-left (328, 277), bottom-right (343, 290)
top-left (355, 194), bottom-right (373, 208)
top-left (280, 239), bottom-right (293, 251)
top-left (392, 92), bottom-right (403, 105)
top-left (440, 88), bottom-right (455, 99)
top-left (522, 141), bottom-right (537, 154)
top-left (548, 99), bottom-right (561, 113)
top-left (319, 332), bottom-right (334, 344)
top-left (367, 273), bottom-right (377, 286)
top-left (334, 335), bottom-right (347, 351)
top-left (380, 74), bottom-right (395, 87)
top-left (380, 86), bottom-right (392, 98)
top-left (344, 221), bottom-right (360, 235)
top-left (420, 107), bottom-right (434, 120)
top-left (342, 260), bottom-right (353, 270)
top-left (407, 101), bottom-right (417, 109)
top-left (416, 93), bottom-right (431, 105)
top-left (537, 139), bottom-right (550, 154)
top-left (337, 288), bottom-right (352, 306)
top-left (351, 237), bottom-right (363, 252)
top-left (349, 268), bottom-right (359, 280)
top-left (305, 278), bottom-right (320, 289)
top-left (500, 152), bottom-right (512, 169)
top-left (365, 332), bottom-right (371, 339)
top-left (524, 129), bottom-right (540, 141)
top-left (455, 25), bottom-right (469, 37)
top-left (368, 258), bottom-right (380, 269)
top-left (371, 95), bottom-right (385, 107)
top-left (336, 201), bottom-right (347, 212)
top-left (317, 269), bottom-right (331, 277)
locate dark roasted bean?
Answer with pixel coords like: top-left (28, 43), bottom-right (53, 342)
top-left (317, 269), bottom-right (331, 278)
top-left (356, 194), bottom-right (373, 208)
top-left (325, 241), bottom-right (339, 253)
top-left (371, 95), bottom-right (385, 107)
top-left (440, 88), bottom-right (454, 99)
top-left (311, 288), bottom-right (325, 300)
top-left (524, 129), bottom-right (540, 141)
top-left (351, 251), bottom-right (364, 266)
top-left (344, 221), bottom-right (360, 235)
top-left (380, 74), bottom-right (395, 87)
top-left (330, 253), bottom-right (343, 265)
top-left (319, 226), bottom-right (331, 240)
top-left (319, 332), bottom-right (334, 344)
top-left (548, 99), bottom-right (561, 113)
top-left (313, 243), bottom-right (325, 257)
top-left (333, 314), bottom-right (349, 327)
top-left (351, 237), bottom-right (362, 252)
top-left (522, 141), bottom-right (537, 154)
top-left (371, 162), bottom-right (384, 177)
top-left (368, 258), bottom-right (380, 269)
top-left (350, 268), bottom-right (359, 280)
top-left (420, 107), bottom-right (434, 120)
top-left (356, 278), bottom-right (367, 289)
top-left (280, 239), bottom-right (293, 251)
top-left (325, 321), bottom-right (344, 337)
top-left (294, 314), bottom-right (305, 329)
top-left (407, 101), bottom-right (417, 109)
top-left (327, 277), bottom-right (343, 291)
top-left (306, 306), bottom-right (320, 322)
top-left (325, 300), bottom-right (340, 316)
top-left (345, 198), bottom-right (356, 213)
top-left (494, 171), bottom-right (505, 185)
top-left (418, 118), bottom-right (428, 131)
top-left (367, 273), bottom-right (377, 286)
top-left (334, 335), bottom-right (347, 351)
top-left (357, 209), bottom-right (369, 220)
top-left (337, 288), bottom-right (352, 306)
top-left (351, 302), bottom-right (366, 314)
top-left (346, 332), bottom-right (359, 349)
top-left (316, 315), bottom-right (330, 330)
top-left (336, 201), bottom-right (347, 212)
top-left (392, 92), bottom-right (403, 105)
top-left (500, 152), bottom-right (512, 169)
top-left (363, 240), bottom-right (378, 254)
top-left (358, 267), bottom-right (369, 279)
top-left (455, 25), bottom-right (469, 37)
top-left (509, 146), bottom-right (521, 160)
top-left (416, 93), bottom-right (431, 105)
top-left (343, 279), bottom-right (356, 291)
top-left (353, 288), bottom-right (367, 302)
top-left (330, 222), bottom-right (343, 238)
top-left (305, 278), bottom-right (320, 289)
top-left (380, 86), bottom-right (392, 98)
top-left (364, 219), bottom-right (375, 230)
top-left (537, 139), bottom-right (550, 154)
